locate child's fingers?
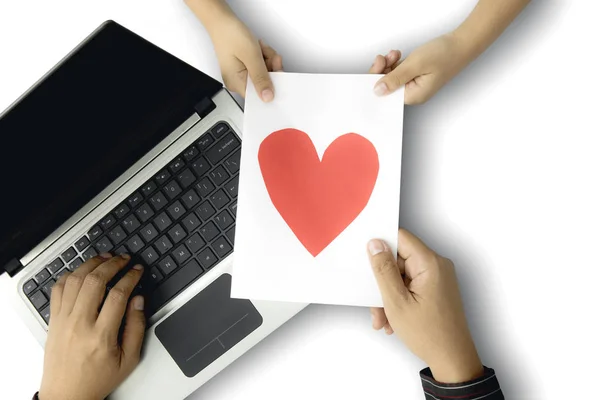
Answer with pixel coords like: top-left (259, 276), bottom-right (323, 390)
top-left (369, 55), bottom-right (387, 74)
top-left (385, 50), bottom-right (401, 69)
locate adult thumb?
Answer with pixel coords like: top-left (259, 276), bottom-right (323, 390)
top-left (121, 295), bottom-right (146, 369)
top-left (373, 61), bottom-right (417, 96)
top-left (367, 239), bottom-right (410, 304)
top-left (245, 51), bottom-right (275, 102)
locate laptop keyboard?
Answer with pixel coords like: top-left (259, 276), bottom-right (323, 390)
top-left (23, 121), bottom-right (241, 325)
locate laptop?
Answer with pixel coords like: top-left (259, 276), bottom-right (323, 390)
top-left (0, 21), bottom-right (306, 399)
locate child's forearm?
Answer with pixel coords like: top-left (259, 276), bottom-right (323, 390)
top-left (184, 0), bottom-right (238, 36)
top-left (452, 0), bottom-right (530, 64)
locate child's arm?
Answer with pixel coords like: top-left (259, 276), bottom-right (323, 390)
top-left (185, 0), bottom-right (282, 101)
top-left (373, 0), bottom-right (531, 104)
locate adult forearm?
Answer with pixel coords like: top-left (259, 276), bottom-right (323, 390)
top-left (453, 0), bottom-right (530, 64)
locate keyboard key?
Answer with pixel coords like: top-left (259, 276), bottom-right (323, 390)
top-left (136, 203), bottom-right (155, 223)
top-left (149, 259), bottom-right (203, 314)
top-left (172, 244), bottom-right (192, 265)
top-left (149, 267), bottom-right (164, 285)
top-left (23, 279), bottom-right (37, 295)
top-left (191, 157), bottom-right (210, 177)
top-left (150, 192), bottom-right (168, 211)
top-left (34, 269), bottom-right (51, 284)
top-left (153, 212), bottom-right (172, 232)
top-left (61, 247), bottom-right (77, 263)
top-left (95, 236), bottom-right (114, 253)
top-left (114, 246), bottom-right (128, 256)
top-left (126, 234), bottom-right (145, 254)
top-left (88, 225), bottom-right (103, 241)
top-left (158, 256), bottom-right (177, 276)
top-left (214, 210), bottom-right (234, 231)
top-left (69, 257), bottom-right (84, 271)
top-left (41, 279), bottom-right (56, 296)
top-left (155, 235), bottom-right (173, 255)
top-left (108, 226), bottom-right (127, 244)
top-left (229, 201), bottom-right (237, 217)
top-left (74, 236), bottom-right (90, 252)
top-left (141, 246), bottom-right (159, 265)
top-left (182, 189), bottom-right (201, 209)
top-left (82, 247), bottom-right (98, 261)
top-left (212, 122), bottom-right (229, 138)
top-left (113, 203), bottom-right (130, 219)
top-left (226, 227), bottom-right (235, 246)
top-left (210, 165), bottom-right (230, 186)
top-left (210, 189), bottom-right (230, 210)
top-left (100, 214), bottom-right (117, 230)
top-left (224, 149), bottom-right (241, 174)
top-left (183, 145), bottom-right (199, 162)
top-left (55, 267), bottom-right (69, 281)
top-left (196, 201), bottom-right (216, 221)
top-left (200, 221), bottom-right (219, 242)
top-left (206, 132), bottom-right (240, 165)
top-left (169, 157), bottom-right (185, 174)
top-left (30, 291), bottom-right (48, 310)
top-left (224, 176), bottom-right (239, 198)
top-left (40, 305), bottom-right (51, 324)
top-left (47, 258), bottom-right (64, 274)
top-left (195, 177), bottom-right (215, 198)
top-left (141, 180), bottom-right (158, 197)
top-left (177, 168), bottom-right (196, 188)
top-left (197, 134), bottom-right (214, 152)
top-left (155, 169), bottom-right (171, 185)
top-left (168, 224), bottom-right (186, 244)
top-left (185, 233), bottom-right (206, 253)
top-left (167, 201), bottom-right (186, 220)
top-left (198, 248), bottom-right (218, 269)
top-left (164, 180), bottom-right (182, 200)
top-left (141, 224), bottom-right (159, 243)
top-left (122, 214), bottom-right (141, 234)
top-left (182, 213), bottom-right (201, 232)
top-left (127, 192), bottom-right (143, 208)
top-left (212, 236), bottom-right (232, 258)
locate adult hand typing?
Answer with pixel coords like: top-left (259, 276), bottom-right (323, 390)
top-left (367, 230), bottom-right (484, 384)
top-left (38, 254), bottom-right (146, 400)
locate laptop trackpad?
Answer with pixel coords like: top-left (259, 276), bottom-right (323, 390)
top-left (155, 274), bottom-right (263, 377)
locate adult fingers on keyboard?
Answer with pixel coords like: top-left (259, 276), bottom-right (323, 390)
top-left (49, 271), bottom-right (70, 317)
top-left (96, 264), bottom-right (144, 337)
top-left (73, 254), bottom-right (132, 318)
top-left (61, 254), bottom-right (111, 314)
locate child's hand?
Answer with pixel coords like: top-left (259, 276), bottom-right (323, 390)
top-left (39, 254), bottom-right (146, 400)
top-left (210, 16), bottom-right (282, 101)
top-left (367, 230), bottom-right (484, 384)
top-left (373, 34), bottom-right (470, 105)
top-left (186, 0), bottom-right (283, 102)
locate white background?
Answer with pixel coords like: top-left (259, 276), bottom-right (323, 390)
top-left (0, 0), bottom-right (598, 399)
top-left (234, 74), bottom-right (403, 307)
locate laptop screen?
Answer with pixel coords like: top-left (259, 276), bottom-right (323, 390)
top-left (0, 21), bottom-right (222, 269)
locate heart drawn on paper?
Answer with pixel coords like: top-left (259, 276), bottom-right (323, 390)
top-left (258, 128), bottom-right (379, 257)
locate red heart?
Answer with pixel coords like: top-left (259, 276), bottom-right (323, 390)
top-left (258, 128), bottom-right (379, 257)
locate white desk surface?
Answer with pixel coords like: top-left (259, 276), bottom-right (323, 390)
top-left (0, 1), bottom-right (597, 399)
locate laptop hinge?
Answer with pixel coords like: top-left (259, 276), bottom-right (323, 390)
top-left (194, 97), bottom-right (216, 120)
top-left (1, 258), bottom-right (23, 277)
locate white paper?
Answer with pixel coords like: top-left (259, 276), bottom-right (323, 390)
top-left (232, 72), bottom-right (404, 307)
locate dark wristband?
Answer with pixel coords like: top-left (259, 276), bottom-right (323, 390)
top-left (420, 366), bottom-right (503, 399)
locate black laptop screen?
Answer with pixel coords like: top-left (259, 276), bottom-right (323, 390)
top-left (0, 21), bottom-right (222, 268)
